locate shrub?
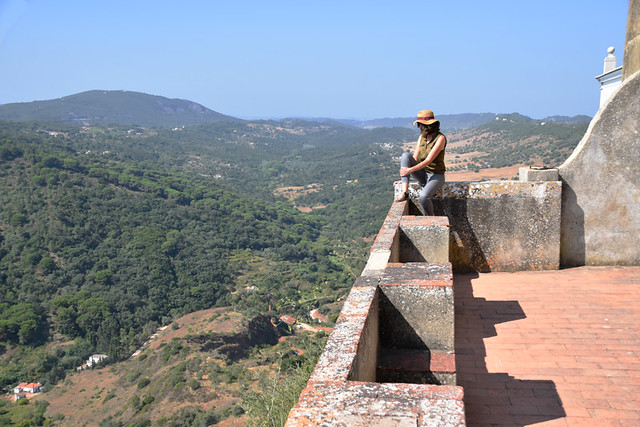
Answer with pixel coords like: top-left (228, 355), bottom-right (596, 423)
top-left (167, 371), bottom-right (184, 388)
top-left (102, 389), bottom-right (116, 404)
top-left (126, 371), bottom-right (141, 382)
top-left (232, 404), bottom-right (245, 416)
top-left (242, 335), bottom-right (326, 426)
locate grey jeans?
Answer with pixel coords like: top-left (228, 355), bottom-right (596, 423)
top-left (400, 151), bottom-right (445, 215)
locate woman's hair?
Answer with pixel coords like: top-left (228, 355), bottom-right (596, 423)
top-left (418, 122), bottom-right (440, 133)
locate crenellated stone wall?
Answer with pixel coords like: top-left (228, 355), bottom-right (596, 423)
top-left (286, 201), bottom-right (465, 426)
top-left (287, 176), bottom-right (566, 425)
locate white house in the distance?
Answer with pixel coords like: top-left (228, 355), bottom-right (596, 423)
top-left (13, 382), bottom-right (42, 401)
top-left (596, 47), bottom-right (623, 108)
top-left (77, 353), bottom-right (108, 371)
top-left (87, 353), bottom-right (108, 367)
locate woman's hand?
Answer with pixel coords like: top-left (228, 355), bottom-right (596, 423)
top-left (400, 167), bottom-right (411, 176)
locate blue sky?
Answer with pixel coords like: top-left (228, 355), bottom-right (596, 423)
top-left (0, 0), bottom-right (629, 119)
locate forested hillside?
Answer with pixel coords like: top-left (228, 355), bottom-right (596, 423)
top-left (0, 118), bottom-right (418, 424)
top-left (0, 107), bottom-right (588, 424)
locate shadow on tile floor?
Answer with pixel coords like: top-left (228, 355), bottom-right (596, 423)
top-left (455, 274), bottom-right (566, 426)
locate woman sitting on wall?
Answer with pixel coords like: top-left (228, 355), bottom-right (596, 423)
top-left (395, 109), bottom-right (447, 216)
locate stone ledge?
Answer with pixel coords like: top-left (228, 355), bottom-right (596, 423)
top-left (379, 285), bottom-right (454, 352)
top-left (361, 251), bottom-right (392, 276)
top-left (382, 262), bottom-right (452, 286)
top-left (399, 216), bottom-right (450, 263)
top-left (379, 279), bottom-right (451, 288)
top-left (287, 188), bottom-right (461, 425)
top-left (437, 180), bottom-right (562, 199)
top-left (310, 287), bottom-right (377, 384)
top-left (352, 276), bottom-right (380, 287)
top-left (338, 286), bottom-right (377, 316)
top-left (287, 381), bottom-right (465, 427)
top-left (400, 216), bottom-right (450, 227)
top-left (369, 200), bottom-right (406, 253)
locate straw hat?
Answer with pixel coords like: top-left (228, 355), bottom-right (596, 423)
top-left (413, 109), bottom-right (439, 126)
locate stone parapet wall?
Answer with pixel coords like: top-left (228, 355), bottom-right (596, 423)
top-left (288, 178), bottom-right (565, 425)
top-left (364, 201), bottom-right (450, 274)
top-left (286, 199), bottom-right (464, 426)
top-left (396, 180), bottom-right (562, 272)
top-left (287, 381), bottom-right (465, 426)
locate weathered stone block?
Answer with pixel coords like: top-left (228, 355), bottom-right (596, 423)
top-left (310, 286), bottom-right (377, 384)
top-left (399, 216), bottom-right (450, 263)
top-left (381, 262), bottom-right (452, 285)
top-left (519, 166), bottom-right (559, 182)
top-left (288, 188), bottom-right (462, 426)
top-left (362, 250), bottom-right (392, 276)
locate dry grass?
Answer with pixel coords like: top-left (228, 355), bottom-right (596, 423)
top-left (36, 307), bottom-right (247, 426)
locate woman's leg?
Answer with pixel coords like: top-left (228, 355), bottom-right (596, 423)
top-left (400, 152), bottom-right (427, 184)
top-left (400, 152), bottom-right (415, 184)
top-left (419, 173), bottom-right (445, 215)
top-left (397, 152), bottom-right (427, 201)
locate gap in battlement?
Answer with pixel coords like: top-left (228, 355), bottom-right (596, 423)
top-left (406, 200), bottom-right (423, 216)
top-left (397, 228), bottom-right (427, 262)
top-left (376, 288), bottom-right (456, 385)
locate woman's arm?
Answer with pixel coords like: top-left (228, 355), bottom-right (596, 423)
top-left (406, 135), bottom-right (445, 174)
top-left (412, 135), bottom-right (421, 160)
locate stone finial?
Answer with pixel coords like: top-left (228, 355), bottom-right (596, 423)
top-left (604, 46), bottom-right (617, 73)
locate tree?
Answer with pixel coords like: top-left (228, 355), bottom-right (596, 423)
top-left (0, 303), bottom-right (47, 345)
top-left (37, 256), bottom-right (56, 275)
top-left (246, 315), bottom-right (278, 347)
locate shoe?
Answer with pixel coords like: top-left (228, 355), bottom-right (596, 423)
top-left (394, 191), bottom-right (409, 202)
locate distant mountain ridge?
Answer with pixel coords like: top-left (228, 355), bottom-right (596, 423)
top-left (0, 90), bottom-right (592, 130)
top-left (0, 90), bottom-right (242, 128)
top-left (327, 113), bottom-right (592, 130)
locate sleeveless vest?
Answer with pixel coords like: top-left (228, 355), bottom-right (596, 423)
top-left (416, 132), bottom-right (446, 174)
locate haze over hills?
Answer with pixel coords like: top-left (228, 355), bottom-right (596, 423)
top-left (293, 113), bottom-right (591, 130)
top-left (0, 90), bottom-right (591, 130)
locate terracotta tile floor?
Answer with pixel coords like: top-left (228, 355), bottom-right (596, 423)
top-left (455, 267), bottom-right (640, 426)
